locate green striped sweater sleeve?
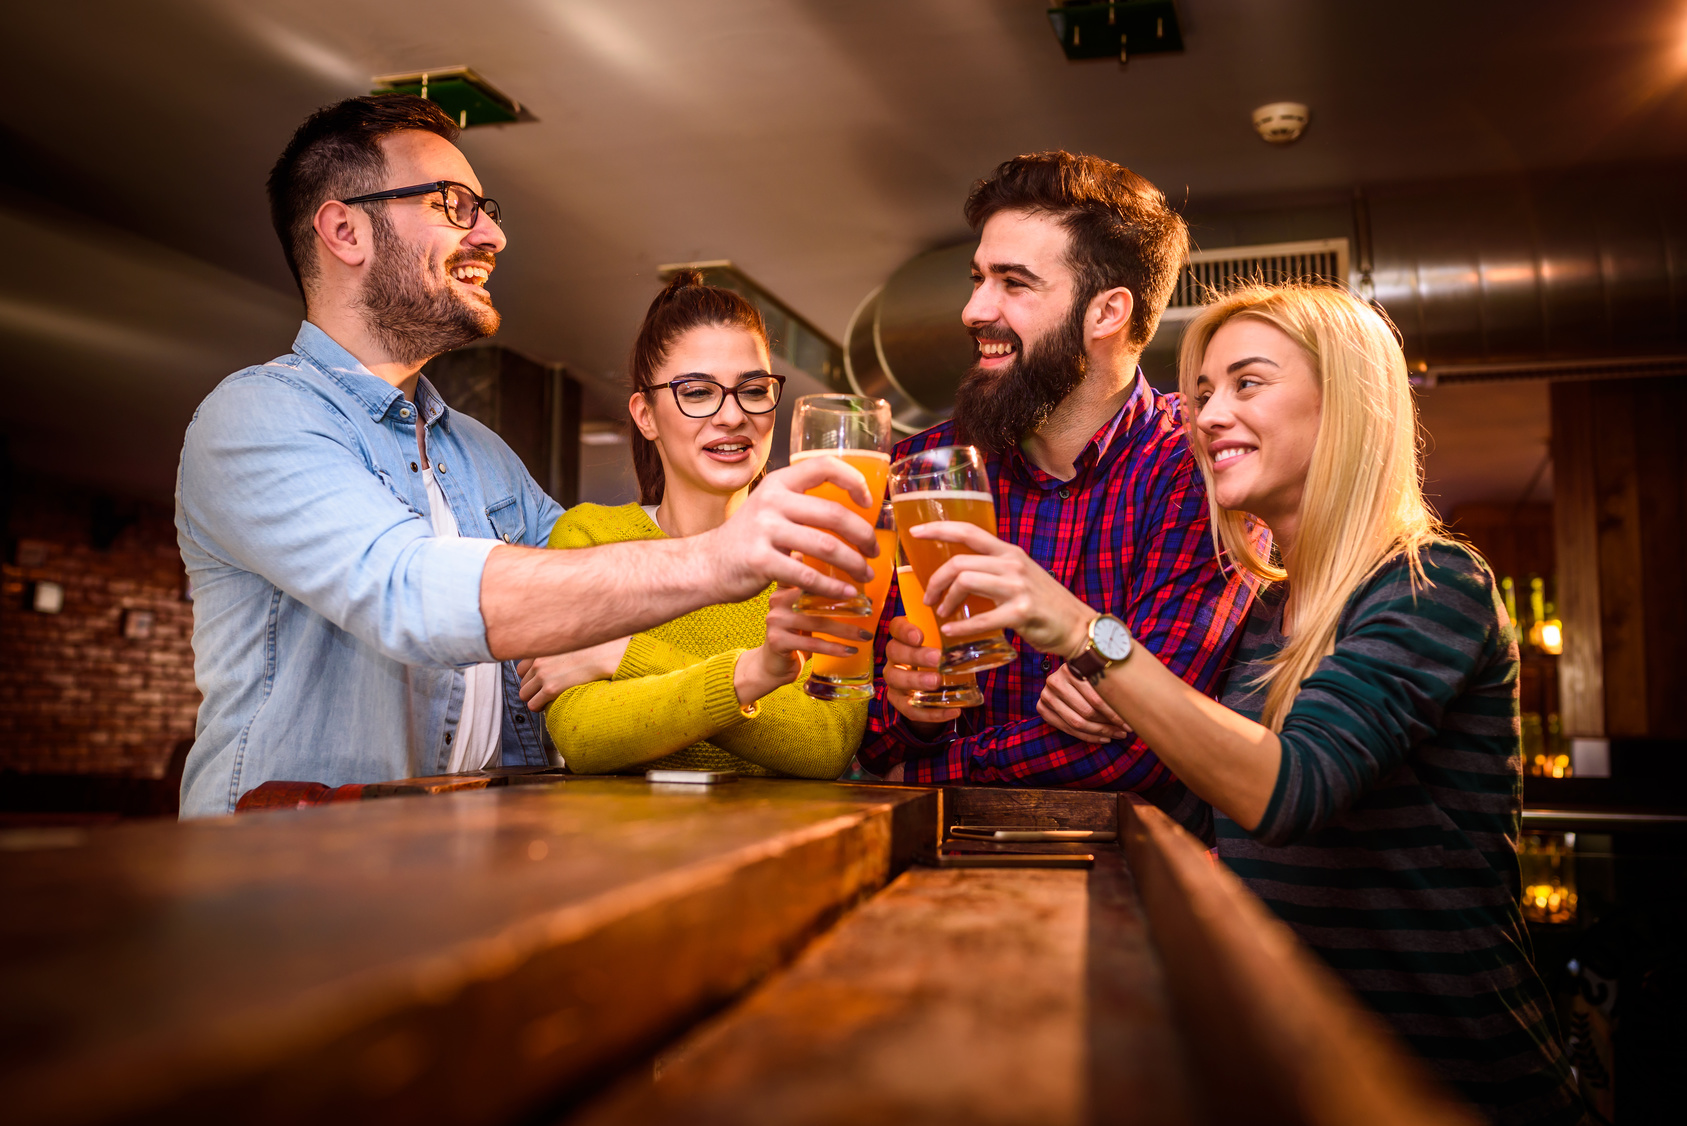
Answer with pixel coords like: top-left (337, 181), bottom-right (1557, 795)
top-left (1255, 542), bottom-right (1508, 847)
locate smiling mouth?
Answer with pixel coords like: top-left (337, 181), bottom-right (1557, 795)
top-left (703, 441), bottom-right (752, 461)
top-left (450, 263), bottom-right (491, 288)
top-left (976, 339), bottom-right (1016, 361)
top-left (1212, 446), bottom-right (1256, 466)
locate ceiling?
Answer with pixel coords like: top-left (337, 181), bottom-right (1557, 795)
top-left (4, 0), bottom-right (1687, 500)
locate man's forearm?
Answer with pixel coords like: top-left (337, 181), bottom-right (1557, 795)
top-left (481, 539), bottom-right (721, 660)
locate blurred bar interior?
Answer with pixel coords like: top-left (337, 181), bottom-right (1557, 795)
top-left (3, 2), bottom-right (1686, 1123)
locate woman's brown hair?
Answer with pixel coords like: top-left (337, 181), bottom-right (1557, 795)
top-left (628, 270), bottom-right (772, 506)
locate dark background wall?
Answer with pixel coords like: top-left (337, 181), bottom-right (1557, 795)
top-left (1, 471), bottom-right (198, 778)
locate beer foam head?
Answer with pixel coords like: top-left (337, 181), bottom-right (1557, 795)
top-left (789, 448), bottom-right (892, 463)
top-left (891, 488), bottom-right (993, 502)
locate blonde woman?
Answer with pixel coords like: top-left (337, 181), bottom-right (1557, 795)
top-left (908, 285), bottom-right (1583, 1124)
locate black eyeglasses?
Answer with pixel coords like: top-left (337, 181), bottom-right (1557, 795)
top-left (341, 180), bottom-right (502, 229)
top-left (644, 373), bottom-right (786, 418)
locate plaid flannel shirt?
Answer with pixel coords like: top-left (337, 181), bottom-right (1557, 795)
top-left (859, 372), bottom-right (1262, 788)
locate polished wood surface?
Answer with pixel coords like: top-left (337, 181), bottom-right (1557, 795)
top-left (5, 775), bottom-right (1486, 1125)
top-left (0, 778), bottom-right (935, 1125)
top-left (576, 849), bottom-right (1196, 1126)
top-left (1118, 796), bottom-right (1482, 1126)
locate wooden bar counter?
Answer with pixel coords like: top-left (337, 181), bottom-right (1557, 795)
top-left (0, 775), bottom-right (1477, 1126)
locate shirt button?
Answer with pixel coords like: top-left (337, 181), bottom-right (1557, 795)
top-left (515, 713), bottom-right (527, 724)
top-left (410, 461), bottom-right (419, 472)
top-left (1057, 487), bottom-right (1071, 500)
top-left (399, 407), bottom-right (412, 419)
top-left (1041, 656), bottom-right (1054, 673)
top-left (444, 732), bottom-right (453, 744)
top-left (502, 533), bottom-right (512, 543)
top-left (438, 461), bottom-right (447, 474)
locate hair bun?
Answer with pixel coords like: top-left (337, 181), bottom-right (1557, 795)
top-left (659, 268), bottom-right (706, 299)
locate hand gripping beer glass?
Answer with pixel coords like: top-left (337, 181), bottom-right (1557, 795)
top-left (894, 546), bottom-right (985, 708)
top-left (789, 394), bottom-right (893, 617)
top-left (805, 501), bottom-right (897, 701)
top-left (889, 446), bottom-right (1016, 674)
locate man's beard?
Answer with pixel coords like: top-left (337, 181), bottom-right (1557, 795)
top-left (951, 299), bottom-right (1089, 454)
top-left (357, 212), bottom-right (500, 367)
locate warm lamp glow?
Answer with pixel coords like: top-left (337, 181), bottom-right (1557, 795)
top-left (1529, 619), bottom-right (1564, 656)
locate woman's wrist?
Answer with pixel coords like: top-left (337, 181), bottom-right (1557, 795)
top-left (1060, 601), bottom-right (1097, 661)
top-left (732, 646), bottom-right (788, 708)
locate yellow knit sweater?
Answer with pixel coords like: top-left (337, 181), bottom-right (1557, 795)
top-left (543, 503), bottom-right (867, 778)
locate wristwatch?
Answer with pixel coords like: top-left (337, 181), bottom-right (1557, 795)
top-left (1066, 614), bottom-right (1133, 685)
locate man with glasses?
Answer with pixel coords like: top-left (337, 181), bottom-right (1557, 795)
top-left (174, 95), bottom-right (875, 816)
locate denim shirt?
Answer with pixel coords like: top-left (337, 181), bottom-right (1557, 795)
top-left (175, 322), bottom-right (563, 817)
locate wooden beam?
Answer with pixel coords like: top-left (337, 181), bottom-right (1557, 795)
top-left (1550, 381), bottom-right (1605, 736)
top-left (1590, 381), bottom-right (1649, 735)
top-left (1117, 796), bottom-right (1482, 1126)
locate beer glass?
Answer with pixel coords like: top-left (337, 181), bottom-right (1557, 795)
top-left (894, 551), bottom-right (985, 708)
top-left (806, 501), bottom-right (897, 701)
top-left (790, 394), bottom-right (893, 617)
top-left (889, 445), bottom-right (1015, 674)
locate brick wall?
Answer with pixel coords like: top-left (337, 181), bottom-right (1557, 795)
top-left (0, 475), bottom-right (198, 777)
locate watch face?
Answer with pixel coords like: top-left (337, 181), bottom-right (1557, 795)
top-left (1094, 616), bottom-right (1132, 661)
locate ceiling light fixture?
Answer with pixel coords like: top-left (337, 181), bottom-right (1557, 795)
top-left (371, 67), bottom-right (537, 128)
top-left (1252, 102), bottom-right (1310, 144)
top-left (1047, 1), bottom-right (1184, 64)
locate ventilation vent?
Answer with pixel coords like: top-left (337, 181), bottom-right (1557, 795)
top-left (1424, 355), bottom-right (1687, 388)
top-left (1163, 238), bottom-right (1350, 319)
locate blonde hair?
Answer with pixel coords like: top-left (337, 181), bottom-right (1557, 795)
top-left (1177, 285), bottom-right (1440, 731)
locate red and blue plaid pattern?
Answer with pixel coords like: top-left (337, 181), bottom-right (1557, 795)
top-left (859, 374), bottom-right (1263, 789)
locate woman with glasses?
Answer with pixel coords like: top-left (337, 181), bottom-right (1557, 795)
top-left (516, 271), bottom-right (868, 778)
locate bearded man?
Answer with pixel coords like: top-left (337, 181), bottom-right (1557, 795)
top-left (174, 96), bottom-right (876, 816)
top-left (860, 151), bottom-right (1264, 788)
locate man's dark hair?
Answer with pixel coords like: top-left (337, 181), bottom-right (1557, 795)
top-left (267, 94), bottom-right (460, 298)
top-left (963, 152), bottom-right (1188, 348)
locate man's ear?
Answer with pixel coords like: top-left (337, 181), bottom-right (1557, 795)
top-left (312, 200), bottom-right (370, 270)
top-left (1086, 286), bottom-right (1135, 344)
top-left (628, 391), bottom-right (661, 441)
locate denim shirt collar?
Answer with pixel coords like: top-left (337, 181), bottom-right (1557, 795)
top-left (290, 321), bottom-right (452, 431)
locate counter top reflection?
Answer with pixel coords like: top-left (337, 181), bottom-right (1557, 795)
top-left (0, 777), bottom-right (936, 1126)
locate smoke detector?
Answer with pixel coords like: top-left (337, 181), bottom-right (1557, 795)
top-left (1252, 102), bottom-right (1309, 144)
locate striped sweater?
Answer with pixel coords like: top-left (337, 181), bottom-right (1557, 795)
top-left (1158, 541), bottom-right (1584, 1125)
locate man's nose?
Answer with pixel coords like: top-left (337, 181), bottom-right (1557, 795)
top-left (961, 284), bottom-right (998, 328)
top-left (469, 208), bottom-right (507, 254)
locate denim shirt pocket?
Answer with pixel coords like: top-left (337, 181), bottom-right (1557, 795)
top-left (486, 496), bottom-right (525, 545)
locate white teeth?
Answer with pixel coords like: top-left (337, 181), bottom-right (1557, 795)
top-left (1213, 447), bottom-right (1252, 463)
top-left (450, 265), bottom-right (489, 284)
top-left (978, 341), bottom-right (1014, 356)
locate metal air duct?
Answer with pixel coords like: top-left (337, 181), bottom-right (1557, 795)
top-left (1366, 165), bottom-right (1687, 376)
top-left (844, 241), bottom-right (977, 434)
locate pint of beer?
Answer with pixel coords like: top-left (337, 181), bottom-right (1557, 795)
top-left (806, 502), bottom-right (897, 701)
top-left (790, 394), bottom-right (893, 617)
top-left (894, 563), bottom-right (984, 708)
top-left (889, 446), bottom-right (1016, 675)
